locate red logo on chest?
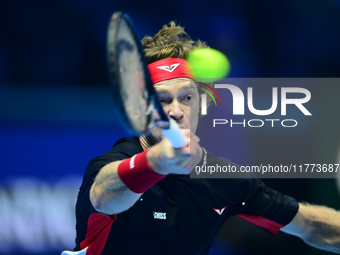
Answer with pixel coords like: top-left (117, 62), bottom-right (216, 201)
top-left (213, 206), bottom-right (227, 215)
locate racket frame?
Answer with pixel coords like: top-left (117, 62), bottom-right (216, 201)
top-left (107, 12), bottom-right (186, 148)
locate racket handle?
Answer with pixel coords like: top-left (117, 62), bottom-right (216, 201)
top-left (162, 118), bottom-right (187, 148)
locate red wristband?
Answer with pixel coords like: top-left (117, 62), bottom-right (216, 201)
top-left (117, 150), bottom-right (167, 193)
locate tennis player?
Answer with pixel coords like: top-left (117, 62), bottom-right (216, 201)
top-left (71, 22), bottom-right (340, 255)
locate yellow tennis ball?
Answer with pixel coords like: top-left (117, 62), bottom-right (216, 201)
top-left (186, 48), bottom-right (230, 82)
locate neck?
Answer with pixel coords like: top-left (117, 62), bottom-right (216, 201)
top-left (139, 134), bottom-right (161, 150)
top-left (139, 136), bottom-right (151, 150)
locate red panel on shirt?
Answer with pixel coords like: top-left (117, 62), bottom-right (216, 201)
top-left (237, 214), bottom-right (284, 234)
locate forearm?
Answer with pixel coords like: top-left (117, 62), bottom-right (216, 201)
top-left (90, 131), bottom-right (202, 215)
top-left (282, 202), bottom-right (340, 253)
top-left (90, 160), bottom-right (141, 215)
top-left (301, 203), bottom-right (340, 253)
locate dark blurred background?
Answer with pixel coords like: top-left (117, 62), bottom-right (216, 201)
top-left (1, 0), bottom-right (340, 254)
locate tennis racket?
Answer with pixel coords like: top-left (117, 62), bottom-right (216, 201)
top-left (107, 12), bottom-right (186, 148)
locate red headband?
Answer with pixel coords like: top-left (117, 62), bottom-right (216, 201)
top-left (147, 58), bottom-right (194, 84)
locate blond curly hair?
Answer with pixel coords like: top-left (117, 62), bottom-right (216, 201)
top-left (141, 21), bottom-right (207, 63)
top-left (141, 22), bottom-right (214, 115)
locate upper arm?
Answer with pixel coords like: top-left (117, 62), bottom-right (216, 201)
top-left (239, 179), bottom-right (300, 233)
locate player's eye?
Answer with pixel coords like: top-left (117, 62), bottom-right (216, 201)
top-left (158, 98), bottom-right (168, 104)
top-left (180, 95), bottom-right (192, 102)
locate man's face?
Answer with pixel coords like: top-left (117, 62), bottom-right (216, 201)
top-left (147, 78), bottom-right (200, 143)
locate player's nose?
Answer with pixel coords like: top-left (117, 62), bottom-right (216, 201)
top-left (168, 101), bottom-right (183, 120)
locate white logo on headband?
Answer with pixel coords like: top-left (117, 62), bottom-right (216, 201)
top-left (156, 63), bottom-right (180, 72)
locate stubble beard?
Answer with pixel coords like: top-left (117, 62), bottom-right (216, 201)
top-left (145, 126), bottom-right (163, 146)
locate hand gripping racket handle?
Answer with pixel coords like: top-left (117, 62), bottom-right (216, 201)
top-left (162, 118), bottom-right (187, 148)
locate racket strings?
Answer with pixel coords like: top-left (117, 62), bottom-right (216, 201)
top-left (116, 19), bottom-right (149, 131)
